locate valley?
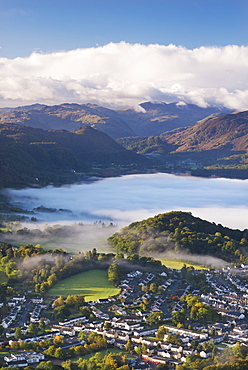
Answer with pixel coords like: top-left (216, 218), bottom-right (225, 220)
top-left (1, 101), bottom-right (248, 190)
top-left (1, 102), bottom-right (248, 370)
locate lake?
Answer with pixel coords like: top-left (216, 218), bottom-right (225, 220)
top-left (5, 173), bottom-right (248, 252)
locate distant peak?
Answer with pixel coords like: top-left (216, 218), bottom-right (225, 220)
top-left (176, 101), bottom-right (187, 107)
top-left (140, 101), bottom-right (168, 110)
top-left (15, 103), bottom-right (47, 111)
top-left (133, 104), bottom-right (146, 113)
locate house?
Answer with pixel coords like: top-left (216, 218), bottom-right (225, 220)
top-left (162, 325), bottom-right (208, 340)
top-left (200, 350), bottom-right (212, 358)
top-left (142, 355), bottom-right (168, 365)
top-left (134, 328), bottom-right (157, 337)
top-left (212, 335), bottom-right (224, 344)
top-left (115, 339), bottom-right (126, 349)
top-left (59, 316), bottom-right (87, 326)
top-left (2, 318), bottom-right (12, 329)
top-left (170, 344), bottom-right (183, 353)
top-left (131, 335), bottom-right (142, 344)
top-left (23, 331), bottom-right (61, 342)
top-left (233, 324), bottom-right (248, 336)
top-left (31, 297), bottom-right (43, 304)
top-left (157, 350), bottom-right (171, 358)
top-left (216, 308), bottom-right (245, 320)
top-left (51, 325), bottom-right (76, 336)
top-left (12, 295), bottom-right (26, 303)
top-left (160, 342), bottom-right (172, 351)
top-left (4, 352), bottom-right (44, 367)
top-left (142, 338), bottom-right (161, 347)
top-left (4, 354), bottom-right (27, 367)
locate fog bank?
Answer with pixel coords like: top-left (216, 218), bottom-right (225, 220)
top-left (4, 173), bottom-right (248, 253)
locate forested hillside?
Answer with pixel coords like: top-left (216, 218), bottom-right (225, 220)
top-left (0, 124), bottom-right (147, 188)
top-left (108, 211), bottom-right (248, 263)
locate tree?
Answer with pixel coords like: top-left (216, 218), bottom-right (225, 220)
top-left (141, 284), bottom-right (148, 293)
top-left (66, 294), bottom-right (85, 310)
top-left (107, 263), bottom-right (121, 284)
top-left (125, 339), bottom-right (133, 352)
top-left (28, 323), bottom-right (38, 336)
top-left (146, 311), bottom-right (162, 326)
top-left (54, 305), bottom-right (71, 320)
top-left (14, 326), bottom-right (22, 340)
top-left (172, 308), bottom-right (185, 326)
top-left (53, 295), bottom-right (64, 307)
top-left (184, 294), bottom-right (199, 308)
top-left (155, 364), bottom-right (169, 370)
top-left (39, 318), bottom-right (45, 332)
top-left (53, 335), bottom-right (64, 346)
top-left (156, 326), bottom-right (168, 340)
top-left (135, 346), bottom-right (142, 355)
top-left (54, 347), bottom-right (64, 359)
top-left (190, 340), bottom-right (199, 350)
top-left (44, 345), bottom-right (56, 357)
top-left (61, 360), bottom-right (76, 370)
top-left (104, 321), bottom-right (111, 331)
top-left (141, 343), bottom-right (147, 354)
top-left (36, 361), bottom-right (56, 370)
top-left (150, 282), bottom-right (157, 293)
top-left (78, 331), bottom-right (87, 341)
top-left (80, 306), bottom-right (92, 318)
top-left (73, 345), bottom-right (84, 356)
top-left (167, 334), bottom-right (182, 345)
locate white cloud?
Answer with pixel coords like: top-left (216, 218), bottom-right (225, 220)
top-left (1, 42), bottom-right (248, 110)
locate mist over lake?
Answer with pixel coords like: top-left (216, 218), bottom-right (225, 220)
top-left (6, 173), bottom-right (248, 231)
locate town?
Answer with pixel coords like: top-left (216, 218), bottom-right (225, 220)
top-left (2, 257), bottom-right (248, 370)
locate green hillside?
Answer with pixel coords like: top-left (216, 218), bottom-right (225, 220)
top-left (108, 211), bottom-right (248, 262)
top-left (0, 124), bottom-right (147, 188)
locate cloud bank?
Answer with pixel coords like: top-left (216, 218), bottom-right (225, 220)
top-left (1, 42), bottom-right (248, 110)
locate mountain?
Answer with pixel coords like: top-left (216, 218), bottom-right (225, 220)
top-left (108, 211), bottom-right (248, 262)
top-left (0, 103), bottom-right (135, 139)
top-left (0, 124), bottom-right (147, 188)
top-left (161, 110), bottom-right (248, 154)
top-left (116, 101), bottom-right (232, 137)
top-left (0, 102), bottom-right (231, 139)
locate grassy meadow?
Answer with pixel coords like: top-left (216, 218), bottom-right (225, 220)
top-left (73, 348), bottom-right (126, 361)
top-left (46, 269), bottom-right (120, 301)
top-left (160, 258), bottom-right (207, 270)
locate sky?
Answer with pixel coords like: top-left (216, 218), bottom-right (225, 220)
top-left (0, 0), bottom-right (248, 109)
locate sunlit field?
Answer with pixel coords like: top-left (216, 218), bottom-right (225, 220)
top-left (160, 258), bottom-right (207, 270)
top-left (46, 269), bottom-right (120, 301)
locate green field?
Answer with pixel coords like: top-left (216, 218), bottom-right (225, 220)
top-left (73, 348), bottom-right (126, 361)
top-left (160, 258), bottom-right (207, 270)
top-left (46, 269), bottom-right (120, 301)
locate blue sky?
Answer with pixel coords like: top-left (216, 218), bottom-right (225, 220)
top-left (0, 0), bottom-right (248, 109)
top-left (1, 0), bottom-right (247, 58)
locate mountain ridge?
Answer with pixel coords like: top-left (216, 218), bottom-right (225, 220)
top-left (0, 101), bottom-right (232, 139)
top-left (161, 110), bottom-right (248, 153)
